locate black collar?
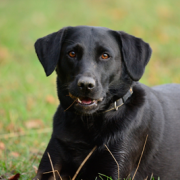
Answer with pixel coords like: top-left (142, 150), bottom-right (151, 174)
top-left (102, 88), bottom-right (133, 113)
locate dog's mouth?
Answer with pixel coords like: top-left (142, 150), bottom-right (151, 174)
top-left (77, 97), bottom-right (103, 105)
top-left (69, 93), bottom-right (103, 106)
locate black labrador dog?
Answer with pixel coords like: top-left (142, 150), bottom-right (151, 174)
top-left (33, 26), bottom-right (180, 180)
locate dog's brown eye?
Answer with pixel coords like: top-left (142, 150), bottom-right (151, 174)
top-left (68, 51), bottom-right (76, 58)
top-left (101, 53), bottom-right (109, 59)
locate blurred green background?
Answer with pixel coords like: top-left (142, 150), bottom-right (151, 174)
top-left (0, 0), bottom-right (180, 179)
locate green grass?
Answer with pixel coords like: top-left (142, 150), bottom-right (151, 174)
top-left (0, 0), bottom-right (180, 179)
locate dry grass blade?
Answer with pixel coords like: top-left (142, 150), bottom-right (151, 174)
top-left (47, 152), bottom-right (56, 180)
top-left (64, 98), bottom-right (77, 112)
top-left (104, 144), bottom-right (120, 180)
top-left (150, 173), bottom-right (154, 180)
top-left (132, 134), bottom-right (148, 180)
top-left (0, 128), bottom-right (51, 139)
top-left (72, 146), bottom-right (97, 180)
top-left (43, 170), bottom-right (62, 180)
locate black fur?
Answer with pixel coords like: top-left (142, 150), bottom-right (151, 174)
top-left (33, 26), bottom-right (180, 180)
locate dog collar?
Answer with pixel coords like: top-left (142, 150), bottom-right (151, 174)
top-left (103, 88), bottom-right (133, 113)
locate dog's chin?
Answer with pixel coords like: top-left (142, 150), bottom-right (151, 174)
top-left (74, 102), bottom-right (100, 115)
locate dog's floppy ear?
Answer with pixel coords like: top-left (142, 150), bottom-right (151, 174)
top-left (34, 27), bottom-right (67, 76)
top-left (119, 31), bottom-right (152, 81)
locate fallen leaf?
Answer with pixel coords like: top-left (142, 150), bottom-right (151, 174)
top-left (10, 152), bottom-right (20, 158)
top-left (6, 122), bottom-right (16, 132)
top-left (46, 95), bottom-right (56, 104)
top-left (25, 119), bottom-right (44, 129)
top-left (0, 141), bottom-right (5, 150)
top-left (6, 123), bottom-right (24, 133)
top-left (8, 173), bottom-right (20, 180)
top-left (33, 165), bottom-right (38, 173)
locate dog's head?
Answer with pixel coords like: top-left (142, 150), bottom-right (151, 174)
top-left (35, 26), bottom-right (151, 114)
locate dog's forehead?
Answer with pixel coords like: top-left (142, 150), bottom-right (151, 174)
top-left (64, 26), bottom-right (117, 45)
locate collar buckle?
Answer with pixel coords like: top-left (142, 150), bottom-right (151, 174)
top-left (114, 101), bottom-right (119, 111)
top-left (103, 87), bottom-right (133, 113)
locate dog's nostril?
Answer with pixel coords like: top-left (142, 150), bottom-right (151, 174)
top-left (78, 82), bottom-right (85, 88)
top-left (77, 77), bottom-right (95, 90)
top-left (87, 83), bottom-right (94, 89)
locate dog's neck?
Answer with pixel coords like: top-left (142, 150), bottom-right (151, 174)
top-left (102, 88), bottom-right (133, 113)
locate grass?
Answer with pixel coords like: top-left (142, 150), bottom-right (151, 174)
top-left (0, 0), bottom-right (180, 179)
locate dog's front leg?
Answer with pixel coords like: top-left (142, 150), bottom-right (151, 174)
top-left (33, 137), bottom-right (67, 180)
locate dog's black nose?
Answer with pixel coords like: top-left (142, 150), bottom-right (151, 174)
top-left (77, 77), bottom-right (95, 90)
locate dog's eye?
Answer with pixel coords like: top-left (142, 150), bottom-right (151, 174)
top-left (101, 53), bottom-right (109, 60)
top-left (68, 51), bottom-right (76, 58)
